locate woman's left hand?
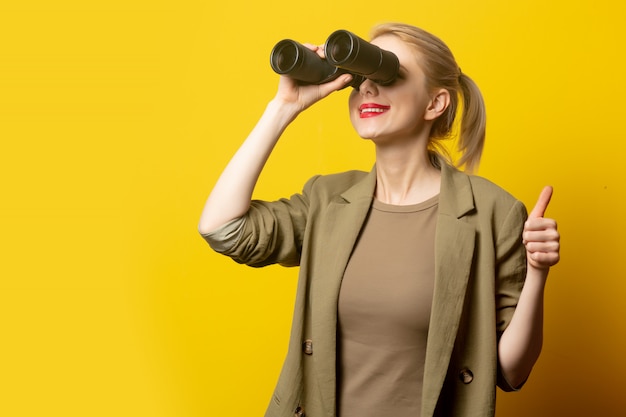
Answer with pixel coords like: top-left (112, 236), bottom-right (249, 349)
top-left (523, 186), bottom-right (560, 270)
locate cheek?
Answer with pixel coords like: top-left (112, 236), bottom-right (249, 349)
top-left (348, 91), bottom-right (360, 124)
top-left (348, 90), bottom-right (359, 110)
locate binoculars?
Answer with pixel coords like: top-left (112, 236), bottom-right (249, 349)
top-left (270, 30), bottom-right (399, 88)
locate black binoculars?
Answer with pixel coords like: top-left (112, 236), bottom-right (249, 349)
top-left (270, 30), bottom-right (399, 88)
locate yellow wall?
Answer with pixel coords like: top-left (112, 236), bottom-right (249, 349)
top-left (1, 0), bottom-right (625, 415)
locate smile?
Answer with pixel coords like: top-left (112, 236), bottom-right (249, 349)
top-left (359, 103), bottom-right (390, 118)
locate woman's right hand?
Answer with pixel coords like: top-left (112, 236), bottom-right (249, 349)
top-left (272, 44), bottom-right (353, 117)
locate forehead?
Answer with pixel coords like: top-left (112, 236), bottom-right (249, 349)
top-left (370, 34), bottom-right (419, 64)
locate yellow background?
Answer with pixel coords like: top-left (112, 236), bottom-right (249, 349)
top-left (1, 0), bottom-right (625, 415)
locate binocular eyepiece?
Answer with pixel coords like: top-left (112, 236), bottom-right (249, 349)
top-left (270, 30), bottom-right (399, 88)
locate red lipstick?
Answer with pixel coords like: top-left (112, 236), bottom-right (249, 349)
top-left (359, 103), bottom-right (390, 118)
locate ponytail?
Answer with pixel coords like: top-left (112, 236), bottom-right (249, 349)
top-left (456, 72), bottom-right (486, 173)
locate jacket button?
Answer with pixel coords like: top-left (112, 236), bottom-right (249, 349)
top-left (302, 339), bottom-right (313, 355)
top-left (459, 368), bottom-right (474, 384)
top-left (294, 406), bottom-right (305, 416)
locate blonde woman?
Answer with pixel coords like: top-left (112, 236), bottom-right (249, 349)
top-left (198, 22), bottom-right (560, 417)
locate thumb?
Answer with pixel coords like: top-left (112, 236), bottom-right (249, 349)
top-left (529, 186), bottom-right (553, 218)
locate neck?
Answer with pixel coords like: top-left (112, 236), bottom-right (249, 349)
top-left (374, 143), bottom-right (441, 205)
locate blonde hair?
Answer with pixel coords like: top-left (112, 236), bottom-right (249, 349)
top-left (370, 23), bottom-right (486, 172)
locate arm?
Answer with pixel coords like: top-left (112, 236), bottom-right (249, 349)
top-left (498, 186), bottom-right (560, 388)
top-left (198, 45), bottom-right (353, 235)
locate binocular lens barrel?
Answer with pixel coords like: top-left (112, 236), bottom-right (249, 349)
top-left (324, 30), bottom-right (399, 85)
top-left (271, 40), bottom-right (299, 74)
top-left (270, 39), bottom-right (344, 85)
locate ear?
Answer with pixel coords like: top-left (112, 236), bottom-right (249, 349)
top-left (424, 88), bottom-right (450, 121)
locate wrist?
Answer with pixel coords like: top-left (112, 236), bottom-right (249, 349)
top-left (266, 97), bottom-right (301, 125)
top-left (526, 262), bottom-right (549, 286)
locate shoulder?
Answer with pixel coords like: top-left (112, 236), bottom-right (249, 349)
top-left (467, 174), bottom-right (520, 207)
top-left (303, 169), bottom-right (371, 199)
top-left (465, 173), bottom-right (528, 226)
top-left (441, 164), bottom-right (526, 218)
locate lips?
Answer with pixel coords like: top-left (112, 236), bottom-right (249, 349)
top-left (359, 103), bottom-right (390, 118)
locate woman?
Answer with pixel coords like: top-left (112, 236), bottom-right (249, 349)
top-left (198, 23), bottom-right (560, 417)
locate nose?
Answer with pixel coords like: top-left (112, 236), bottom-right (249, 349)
top-left (358, 78), bottom-right (378, 96)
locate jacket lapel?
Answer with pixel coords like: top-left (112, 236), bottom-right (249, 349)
top-left (312, 168), bottom-right (376, 417)
top-left (421, 164), bottom-right (477, 417)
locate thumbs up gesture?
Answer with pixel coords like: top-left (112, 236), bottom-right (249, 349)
top-left (523, 186), bottom-right (561, 270)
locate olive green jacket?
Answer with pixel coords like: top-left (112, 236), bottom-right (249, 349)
top-left (204, 163), bottom-right (527, 417)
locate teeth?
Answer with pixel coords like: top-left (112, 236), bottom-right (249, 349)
top-left (361, 108), bottom-right (387, 113)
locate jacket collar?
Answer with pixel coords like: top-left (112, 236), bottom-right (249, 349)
top-left (339, 165), bottom-right (377, 204)
top-left (438, 162), bottom-right (475, 219)
top-left (339, 162), bottom-right (475, 217)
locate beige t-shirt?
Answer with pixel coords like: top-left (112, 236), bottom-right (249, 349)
top-left (337, 195), bottom-right (438, 417)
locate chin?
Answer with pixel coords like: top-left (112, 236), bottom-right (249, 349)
top-left (351, 123), bottom-right (380, 140)
top-left (354, 130), bottom-right (378, 140)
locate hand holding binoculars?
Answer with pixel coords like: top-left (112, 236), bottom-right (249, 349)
top-left (270, 30), bottom-right (399, 89)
